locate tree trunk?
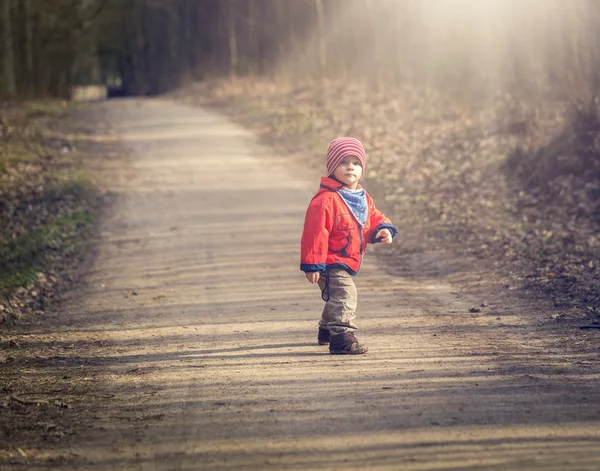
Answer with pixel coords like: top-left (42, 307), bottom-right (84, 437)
top-left (287, 0), bottom-right (298, 85)
top-left (247, 0), bottom-right (258, 75)
top-left (365, 0), bottom-right (379, 91)
top-left (24, 0), bottom-right (35, 96)
top-left (180, 0), bottom-right (194, 83)
top-left (227, 0), bottom-right (238, 78)
top-left (273, 0), bottom-right (285, 80)
top-left (2, 0), bottom-right (16, 98)
top-left (314, 0), bottom-right (326, 78)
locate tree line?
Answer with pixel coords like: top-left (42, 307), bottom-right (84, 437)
top-left (2, 0), bottom-right (600, 100)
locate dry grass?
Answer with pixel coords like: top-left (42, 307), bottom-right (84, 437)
top-left (0, 102), bottom-right (99, 323)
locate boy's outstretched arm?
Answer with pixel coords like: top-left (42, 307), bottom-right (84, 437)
top-left (367, 198), bottom-right (398, 244)
top-left (300, 200), bottom-right (331, 281)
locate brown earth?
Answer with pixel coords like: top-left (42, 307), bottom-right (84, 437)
top-left (1, 98), bottom-right (600, 470)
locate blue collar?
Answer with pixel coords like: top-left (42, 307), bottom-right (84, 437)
top-left (338, 188), bottom-right (367, 226)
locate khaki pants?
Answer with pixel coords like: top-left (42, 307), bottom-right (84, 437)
top-left (317, 269), bottom-right (358, 334)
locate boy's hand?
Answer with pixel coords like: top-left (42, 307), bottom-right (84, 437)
top-left (376, 229), bottom-right (393, 244)
top-left (306, 272), bottom-right (320, 283)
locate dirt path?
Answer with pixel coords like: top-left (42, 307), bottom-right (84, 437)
top-left (3, 98), bottom-right (600, 470)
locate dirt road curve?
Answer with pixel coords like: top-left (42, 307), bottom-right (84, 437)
top-left (7, 99), bottom-right (600, 470)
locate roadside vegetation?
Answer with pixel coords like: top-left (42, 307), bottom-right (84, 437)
top-left (0, 103), bottom-right (98, 323)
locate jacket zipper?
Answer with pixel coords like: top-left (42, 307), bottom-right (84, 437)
top-left (336, 191), bottom-right (366, 270)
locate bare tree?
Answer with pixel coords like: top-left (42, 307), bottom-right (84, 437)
top-left (2, 0), bottom-right (16, 98)
top-left (314, 0), bottom-right (326, 76)
top-left (227, 0), bottom-right (238, 78)
top-left (23, 0), bottom-right (35, 96)
top-left (246, 0), bottom-right (259, 75)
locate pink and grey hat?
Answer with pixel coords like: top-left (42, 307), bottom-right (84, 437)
top-left (326, 137), bottom-right (367, 176)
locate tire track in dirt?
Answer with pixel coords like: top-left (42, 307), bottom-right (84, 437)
top-left (5, 98), bottom-right (600, 470)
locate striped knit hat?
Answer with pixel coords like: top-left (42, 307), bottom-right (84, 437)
top-left (326, 137), bottom-right (366, 176)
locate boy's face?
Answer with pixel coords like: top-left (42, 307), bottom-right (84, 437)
top-left (332, 155), bottom-right (363, 189)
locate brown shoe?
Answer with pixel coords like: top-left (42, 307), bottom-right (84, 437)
top-left (329, 332), bottom-right (368, 355)
top-left (318, 327), bottom-right (330, 345)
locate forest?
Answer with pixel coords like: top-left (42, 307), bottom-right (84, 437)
top-left (2, 0), bottom-right (600, 99)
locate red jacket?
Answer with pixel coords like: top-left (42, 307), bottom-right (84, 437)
top-left (300, 177), bottom-right (397, 275)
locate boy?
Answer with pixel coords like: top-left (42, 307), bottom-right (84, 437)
top-left (300, 137), bottom-right (397, 355)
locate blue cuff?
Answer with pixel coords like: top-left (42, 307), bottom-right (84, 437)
top-left (370, 223), bottom-right (398, 243)
top-left (301, 263), bottom-right (326, 273)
